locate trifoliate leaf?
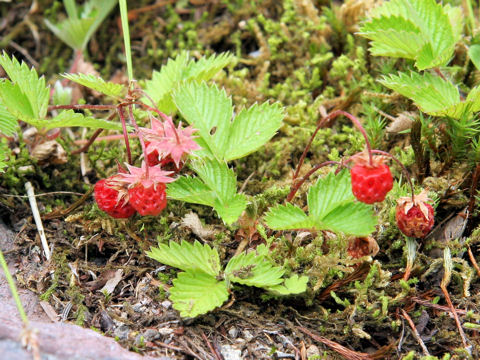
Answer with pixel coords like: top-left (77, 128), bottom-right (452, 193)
top-left (264, 170), bottom-right (376, 236)
top-left (44, 0), bottom-right (117, 51)
top-left (167, 176), bottom-right (216, 206)
top-left (223, 102), bottom-right (284, 161)
top-left (41, 110), bottom-right (123, 131)
top-left (264, 203), bottom-right (315, 230)
top-left (174, 82), bottom-right (284, 161)
top-left (169, 270), bottom-right (229, 318)
top-left (0, 52), bottom-right (49, 119)
top-left (225, 250), bottom-right (284, 288)
top-left (145, 52), bottom-right (234, 114)
top-left (0, 103), bottom-right (19, 136)
top-left (267, 274), bottom-right (309, 296)
top-left (62, 73), bottom-right (125, 98)
top-left (359, 0), bottom-right (462, 70)
top-left (45, 18), bottom-right (95, 51)
top-left (379, 71), bottom-right (459, 115)
top-left (174, 82), bottom-right (232, 159)
top-left (168, 159), bottom-right (246, 224)
top-left (146, 240), bottom-right (221, 276)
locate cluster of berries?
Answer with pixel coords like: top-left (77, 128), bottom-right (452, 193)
top-left (94, 116), bottom-right (199, 218)
top-left (350, 151), bottom-right (434, 239)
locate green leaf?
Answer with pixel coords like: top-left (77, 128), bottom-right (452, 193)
top-left (174, 82), bottom-right (284, 161)
top-left (44, 0), bottom-right (117, 51)
top-left (193, 159), bottom-right (237, 204)
top-left (144, 52), bottom-right (234, 114)
top-left (174, 82), bottom-right (233, 158)
top-left (225, 250), bottom-right (284, 288)
top-left (0, 52), bottom-right (49, 119)
top-left (264, 203), bottom-right (314, 230)
top-left (308, 171), bottom-right (353, 220)
top-left (41, 110), bottom-right (123, 131)
top-left (267, 275), bottom-right (309, 296)
top-left (469, 44), bottom-right (480, 71)
top-left (45, 17), bottom-right (96, 51)
top-left (146, 240), bottom-right (221, 277)
top-left (264, 170), bottom-right (376, 236)
top-left (320, 202), bottom-right (377, 236)
top-left (62, 73), bottom-right (125, 98)
top-left (169, 270), bottom-right (229, 318)
top-left (359, 0), bottom-right (461, 70)
top-left (0, 81), bottom-right (40, 127)
top-left (223, 102), bottom-right (284, 161)
top-left (214, 193), bottom-right (248, 226)
top-left (167, 176), bottom-right (216, 206)
top-left (0, 139), bottom-right (9, 173)
top-left (379, 71), bottom-right (460, 115)
top-left (0, 103), bottom-right (19, 136)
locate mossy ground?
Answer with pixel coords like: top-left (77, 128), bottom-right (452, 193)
top-left (2, 0), bottom-right (480, 359)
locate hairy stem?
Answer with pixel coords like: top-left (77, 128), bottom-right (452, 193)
top-left (48, 104), bottom-right (115, 111)
top-left (287, 161), bottom-right (341, 202)
top-left (128, 104), bottom-right (149, 178)
top-left (119, 0), bottom-right (133, 83)
top-left (117, 106), bottom-right (132, 164)
top-left (293, 110), bottom-right (372, 181)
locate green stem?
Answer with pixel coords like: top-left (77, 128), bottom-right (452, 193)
top-left (0, 249), bottom-right (28, 325)
top-left (119, 0), bottom-right (133, 84)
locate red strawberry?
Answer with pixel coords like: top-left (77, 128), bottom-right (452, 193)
top-left (128, 183), bottom-right (167, 216)
top-left (396, 190), bottom-right (434, 238)
top-left (113, 161), bottom-right (174, 216)
top-left (350, 153), bottom-right (393, 204)
top-left (94, 178), bottom-right (136, 218)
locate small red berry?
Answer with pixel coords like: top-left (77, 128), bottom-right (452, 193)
top-left (128, 183), bottom-right (167, 216)
top-left (94, 178), bottom-right (136, 218)
top-left (350, 154), bottom-right (393, 204)
top-left (396, 190), bottom-right (434, 238)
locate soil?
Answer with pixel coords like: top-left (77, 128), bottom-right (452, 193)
top-left (1, 1), bottom-right (480, 359)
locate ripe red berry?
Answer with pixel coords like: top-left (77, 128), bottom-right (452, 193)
top-left (350, 161), bottom-right (393, 204)
top-left (128, 183), bottom-right (167, 216)
top-left (94, 178), bottom-right (136, 218)
top-left (396, 191), bottom-right (434, 238)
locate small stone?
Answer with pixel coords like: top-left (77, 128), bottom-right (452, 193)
top-left (306, 344), bottom-right (320, 358)
top-left (113, 325), bottom-right (130, 341)
top-left (132, 303), bottom-right (143, 312)
top-left (142, 329), bottom-right (160, 342)
top-left (228, 327), bottom-right (238, 339)
top-left (158, 327), bottom-right (174, 336)
top-left (220, 344), bottom-right (242, 360)
top-left (243, 330), bottom-right (253, 341)
top-left (161, 300), bottom-right (172, 309)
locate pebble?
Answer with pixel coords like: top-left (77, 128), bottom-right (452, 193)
top-left (228, 327), bottom-right (238, 339)
top-left (220, 345), bottom-right (242, 360)
top-left (142, 329), bottom-right (160, 342)
top-left (243, 330), bottom-right (253, 341)
top-left (114, 325), bottom-right (130, 341)
top-left (306, 344), bottom-right (320, 358)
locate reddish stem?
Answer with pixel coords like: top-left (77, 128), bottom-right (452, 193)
top-left (286, 161), bottom-right (341, 202)
top-left (128, 104), bottom-right (149, 178)
top-left (117, 106), bottom-right (132, 165)
top-left (371, 149), bottom-right (415, 201)
top-left (293, 110), bottom-right (373, 181)
top-left (71, 128), bottom-right (103, 155)
top-left (48, 104), bottom-right (115, 111)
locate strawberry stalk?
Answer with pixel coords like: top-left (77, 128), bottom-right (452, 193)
top-left (286, 161), bottom-right (341, 202)
top-left (127, 104), bottom-right (149, 178)
top-left (117, 106), bottom-right (132, 165)
top-left (293, 110), bottom-right (373, 182)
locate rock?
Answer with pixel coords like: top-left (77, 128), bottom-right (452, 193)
top-left (243, 329), bottom-right (253, 341)
top-left (143, 329), bottom-right (160, 342)
top-left (220, 344), bottom-right (242, 360)
top-left (113, 325), bottom-right (130, 341)
top-left (228, 327), bottom-right (238, 339)
top-left (306, 344), bottom-right (320, 358)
